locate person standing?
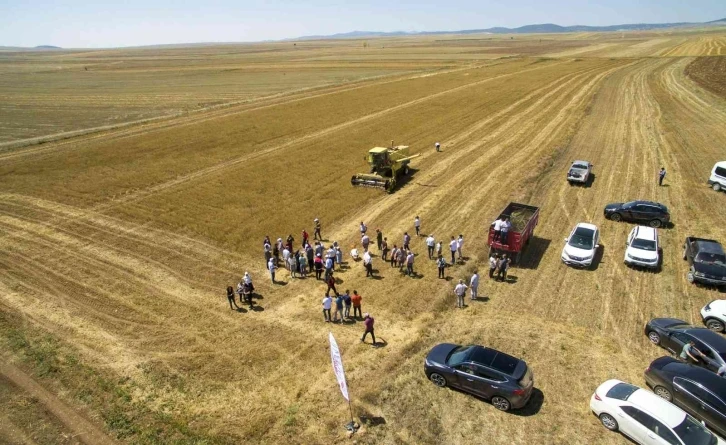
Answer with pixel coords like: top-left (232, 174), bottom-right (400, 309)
top-left (454, 280), bottom-right (468, 308)
top-left (414, 216), bottom-right (421, 236)
top-left (268, 258), bottom-right (277, 283)
top-left (376, 229), bottom-right (383, 251)
top-left (333, 294), bottom-right (345, 323)
top-left (315, 241), bottom-right (324, 259)
top-left (403, 232), bottom-right (411, 250)
top-left (492, 217), bottom-right (504, 242)
top-left (457, 235), bottom-right (464, 260)
top-left (449, 236), bottom-right (457, 265)
top-left (313, 218), bottom-right (322, 241)
top-left (361, 313), bottom-right (376, 345)
top-left (306, 244), bottom-right (315, 274)
top-left (361, 233), bottom-right (370, 252)
top-left (680, 341), bottom-right (701, 364)
top-left (326, 245), bottom-right (336, 269)
top-left (322, 295), bottom-right (332, 322)
top-left (363, 250), bottom-right (374, 277)
top-left (659, 167), bottom-right (667, 186)
top-left (282, 246), bottom-right (291, 265)
top-left (325, 273), bottom-right (338, 297)
top-left (226, 286), bottom-right (239, 310)
top-left (272, 242), bottom-right (280, 266)
top-left (489, 253), bottom-right (499, 279)
top-left (324, 256), bottom-right (334, 281)
top-left (343, 291), bottom-right (352, 319)
top-left (360, 221), bottom-right (367, 236)
top-left (287, 254), bottom-right (297, 279)
top-left (435, 142), bottom-right (441, 152)
top-left (397, 247), bottom-right (405, 271)
top-left (437, 255), bottom-right (447, 279)
top-left (436, 240), bottom-right (442, 258)
top-left (470, 270), bottom-right (480, 301)
top-left (390, 245), bottom-right (398, 267)
top-left (381, 237), bottom-right (389, 261)
top-left (426, 234), bottom-right (436, 259)
top-left (335, 246), bottom-right (343, 268)
top-left (286, 234), bottom-right (294, 252)
top-left (406, 250), bottom-right (415, 276)
top-left (500, 218), bottom-right (511, 246)
top-left (314, 254), bottom-right (324, 280)
top-left (351, 290), bottom-right (362, 319)
top-left (263, 241), bottom-right (272, 267)
top-left (301, 229), bottom-right (309, 247)
top-left (497, 254), bottom-right (509, 281)
top-left (299, 254), bottom-right (308, 278)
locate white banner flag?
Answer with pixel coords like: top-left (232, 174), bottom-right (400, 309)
top-left (329, 332), bottom-right (350, 402)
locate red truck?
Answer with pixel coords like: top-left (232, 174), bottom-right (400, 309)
top-left (488, 202), bottom-right (540, 263)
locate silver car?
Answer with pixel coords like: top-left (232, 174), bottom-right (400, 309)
top-left (567, 160), bottom-right (592, 185)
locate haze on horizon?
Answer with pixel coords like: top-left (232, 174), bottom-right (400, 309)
top-left (3, 0), bottom-right (724, 48)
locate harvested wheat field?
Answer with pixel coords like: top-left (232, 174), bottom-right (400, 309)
top-left (1, 28), bottom-right (726, 445)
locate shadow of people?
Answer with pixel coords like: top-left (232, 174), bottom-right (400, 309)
top-left (372, 339), bottom-right (388, 348)
top-left (250, 306), bottom-right (265, 312)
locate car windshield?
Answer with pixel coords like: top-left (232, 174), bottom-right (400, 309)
top-left (673, 415), bottom-right (717, 445)
top-left (695, 252), bottom-right (726, 266)
top-left (631, 238), bottom-right (657, 251)
top-left (568, 228), bottom-right (594, 250)
top-left (447, 346), bottom-right (472, 367)
top-left (605, 383), bottom-right (639, 401)
top-left (572, 164), bottom-right (588, 170)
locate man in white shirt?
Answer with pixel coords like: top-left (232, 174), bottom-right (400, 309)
top-left (454, 280), bottom-right (468, 308)
top-left (406, 251), bottom-right (415, 276)
top-left (322, 295), bottom-right (332, 322)
top-left (489, 253), bottom-right (499, 279)
top-left (426, 235), bottom-right (436, 259)
top-left (414, 216), bottom-right (421, 236)
top-left (363, 250), bottom-right (373, 277)
top-left (470, 270), bottom-right (479, 301)
top-left (492, 217), bottom-right (504, 242)
top-left (449, 236), bottom-right (458, 264)
top-left (500, 217), bottom-right (512, 245)
top-left (457, 235), bottom-right (464, 260)
top-left (360, 221), bottom-right (367, 235)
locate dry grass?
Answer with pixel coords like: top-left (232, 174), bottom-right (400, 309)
top-left (1, 29), bottom-right (726, 445)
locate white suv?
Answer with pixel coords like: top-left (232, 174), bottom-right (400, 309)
top-left (708, 161), bottom-right (726, 192)
top-left (624, 226), bottom-right (660, 269)
top-left (591, 379), bottom-right (725, 445)
top-left (701, 300), bottom-right (726, 332)
top-left (561, 223), bottom-right (600, 267)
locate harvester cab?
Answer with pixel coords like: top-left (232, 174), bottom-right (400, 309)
top-left (351, 141), bottom-right (419, 193)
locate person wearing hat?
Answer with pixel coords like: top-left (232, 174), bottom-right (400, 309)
top-left (313, 218), bottom-right (322, 241)
top-left (435, 141), bottom-right (441, 152)
top-left (454, 279), bottom-right (468, 308)
top-left (361, 313), bottom-right (376, 345)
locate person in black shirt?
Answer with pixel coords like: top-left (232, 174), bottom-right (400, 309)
top-left (226, 286), bottom-right (239, 310)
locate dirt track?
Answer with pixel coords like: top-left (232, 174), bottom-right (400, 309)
top-left (1, 33), bottom-right (726, 444)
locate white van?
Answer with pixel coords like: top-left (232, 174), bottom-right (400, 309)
top-left (709, 161), bottom-right (726, 192)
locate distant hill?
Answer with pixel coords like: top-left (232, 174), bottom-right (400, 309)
top-left (294, 18), bottom-right (726, 40)
top-left (35, 45), bottom-right (62, 49)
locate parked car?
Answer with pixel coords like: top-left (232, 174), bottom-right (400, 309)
top-left (561, 222), bottom-right (600, 268)
top-left (684, 237), bottom-right (726, 288)
top-left (645, 318), bottom-right (726, 373)
top-left (424, 343), bottom-right (533, 411)
top-left (645, 356), bottom-right (726, 438)
top-left (567, 160), bottom-right (592, 185)
top-left (590, 379), bottom-right (725, 445)
top-left (625, 226), bottom-right (660, 269)
top-left (604, 200), bottom-right (670, 228)
top-left (708, 161), bottom-right (726, 192)
top-left (701, 300), bottom-right (726, 332)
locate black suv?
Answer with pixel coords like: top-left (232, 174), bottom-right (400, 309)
top-left (424, 343), bottom-right (534, 411)
top-left (644, 356), bottom-right (726, 438)
top-left (684, 237), bottom-right (726, 288)
top-left (603, 200), bottom-right (670, 228)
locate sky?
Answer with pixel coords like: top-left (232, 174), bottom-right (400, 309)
top-left (2, 0), bottom-right (724, 48)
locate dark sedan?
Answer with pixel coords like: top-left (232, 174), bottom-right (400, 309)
top-left (645, 318), bottom-right (726, 373)
top-left (604, 200), bottom-right (670, 228)
top-left (644, 356), bottom-right (726, 438)
top-left (423, 343), bottom-right (533, 411)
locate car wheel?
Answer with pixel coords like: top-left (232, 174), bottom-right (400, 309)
top-left (403, 166), bottom-right (409, 176)
top-left (714, 183), bottom-right (721, 192)
top-left (654, 386), bottom-right (673, 401)
top-left (429, 373), bottom-right (447, 388)
top-left (706, 318), bottom-right (725, 332)
top-left (687, 272), bottom-right (695, 284)
top-left (648, 331), bottom-right (661, 345)
top-left (609, 213), bottom-right (621, 222)
top-left (599, 413), bottom-right (619, 431)
top-left (491, 396), bottom-right (511, 412)
top-left (649, 219), bottom-right (662, 228)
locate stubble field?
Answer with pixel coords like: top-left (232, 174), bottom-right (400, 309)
top-left (1, 28), bottom-right (726, 445)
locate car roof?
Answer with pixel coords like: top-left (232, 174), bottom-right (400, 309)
top-left (662, 362), bottom-right (726, 399)
top-left (682, 328), bottom-right (726, 351)
top-left (575, 222), bottom-right (598, 231)
top-left (628, 388), bottom-right (686, 427)
top-left (633, 226), bottom-right (657, 240)
top-left (467, 346), bottom-right (521, 375)
top-left (631, 200), bottom-right (666, 209)
top-left (572, 160), bottom-right (590, 166)
top-left (715, 161), bottom-right (726, 169)
top-left (694, 241), bottom-right (726, 255)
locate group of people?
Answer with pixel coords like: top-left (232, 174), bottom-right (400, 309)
top-left (226, 272), bottom-right (255, 310)
top-left (488, 252), bottom-right (511, 282)
top-left (453, 270), bottom-right (480, 308)
top-left (321, 289), bottom-right (363, 322)
top-left (491, 216), bottom-right (512, 245)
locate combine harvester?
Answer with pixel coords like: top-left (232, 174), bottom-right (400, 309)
top-left (351, 141), bottom-right (420, 193)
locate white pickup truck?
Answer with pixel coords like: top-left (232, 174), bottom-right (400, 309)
top-left (567, 160), bottom-right (592, 185)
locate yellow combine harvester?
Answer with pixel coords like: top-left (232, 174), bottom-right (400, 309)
top-left (351, 142), bottom-right (420, 193)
